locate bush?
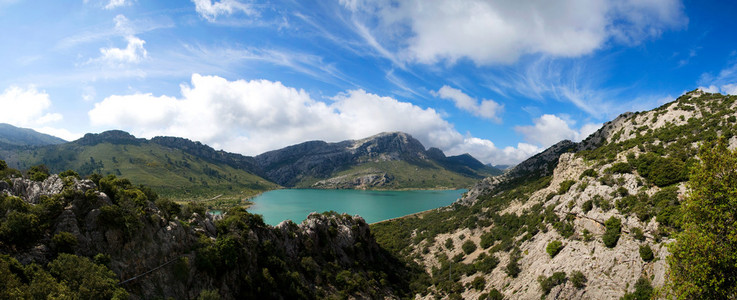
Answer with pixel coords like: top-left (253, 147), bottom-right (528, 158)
top-left (558, 180), bottom-right (576, 194)
top-left (479, 289), bottom-right (504, 300)
top-left (639, 245), bottom-right (654, 262)
top-left (48, 254), bottom-right (128, 299)
top-left (602, 217), bottom-right (621, 248)
top-left (546, 240), bottom-right (564, 258)
top-left (570, 270), bottom-right (587, 288)
top-left (621, 277), bottom-right (653, 300)
top-left (631, 227), bottom-right (645, 241)
top-left (52, 232), bottom-right (78, 254)
top-left (505, 254), bottom-right (521, 278)
top-left (470, 276), bottom-right (486, 290)
top-left (473, 253), bottom-right (499, 273)
top-left (26, 165), bottom-right (50, 182)
top-left (538, 271), bottom-right (567, 295)
top-left (462, 240), bottom-right (477, 255)
top-left (445, 238), bottom-right (454, 250)
top-left (606, 162), bottom-right (632, 174)
top-left (582, 200), bottom-right (593, 213)
top-left (580, 168), bottom-right (598, 179)
top-left (198, 289), bottom-right (221, 300)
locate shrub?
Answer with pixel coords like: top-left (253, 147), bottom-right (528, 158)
top-left (631, 227), bottom-right (646, 241)
top-left (582, 200), bottom-right (593, 213)
top-left (558, 180), bottom-right (576, 194)
top-left (52, 232), bottom-right (78, 254)
top-left (621, 277), bottom-right (653, 300)
top-left (602, 216), bottom-right (621, 248)
top-left (470, 276), bottom-right (486, 290)
top-left (593, 195), bottom-right (612, 211)
top-left (639, 245), bottom-right (654, 262)
top-left (48, 254), bottom-right (128, 299)
top-left (26, 165), bottom-right (50, 182)
top-left (606, 162), bottom-right (632, 174)
top-left (473, 253), bottom-right (499, 273)
top-left (505, 253), bottom-right (521, 278)
top-left (445, 238), bottom-right (454, 250)
top-left (462, 240), bottom-right (477, 255)
top-left (538, 271), bottom-right (567, 295)
top-left (197, 289), bottom-right (221, 300)
top-left (570, 270), bottom-right (587, 288)
top-left (546, 240), bottom-right (564, 258)
top-left (580, 168), bottom-right (598, 179)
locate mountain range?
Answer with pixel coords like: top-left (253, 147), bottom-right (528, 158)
top-left (0, 126), bottom-right (501, 204)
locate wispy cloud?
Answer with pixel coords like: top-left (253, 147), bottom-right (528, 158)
top-left (192, 0), bottom-right (256, 22)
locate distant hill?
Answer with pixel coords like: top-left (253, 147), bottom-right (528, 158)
top-left (255, 132), bottom-right (502, 189)
top-left (0, 123), bottom-right (66, 146)
top-left (1, 130), bottom-right (277, 205)
top-left (0, 130), bottom-right (498, 201)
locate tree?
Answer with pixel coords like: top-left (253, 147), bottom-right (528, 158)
top-left (546, 240), bottom-right (564, 258)
top-left (667, 138), bottom-right (737, 298)
top-left (602, 216), bottom-right (621, 248)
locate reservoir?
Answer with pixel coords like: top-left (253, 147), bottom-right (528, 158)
top-left (248, 189), bottom-right (466, 226)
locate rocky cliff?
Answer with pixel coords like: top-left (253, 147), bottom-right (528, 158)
top-left (0, 170), bottom-right (410, 299)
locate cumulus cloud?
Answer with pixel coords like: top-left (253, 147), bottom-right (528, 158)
top-left (432, 85), bottom-right (503, 122)
top-left (91, 15), bottom-right (147, 65)
top-left (89, 74), bottom-right (537, 165)
top-left (446, 137), bottom-right (542, 166)
top-left (344, 0), bottom-right (686, 65)
top-left (192, 0), bottom-right (255, 22)
top-left (515, 114), bottom-right (601, 148)
top-left (0, 86), bottom-right (62, 127)
top-left (99, 36), bottom-right (147, 64)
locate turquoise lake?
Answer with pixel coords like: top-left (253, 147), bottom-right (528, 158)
top-left (247, 189), bottom-right (466, 226)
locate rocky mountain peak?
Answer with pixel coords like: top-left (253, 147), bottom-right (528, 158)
top-left (349, 131), bottom-right (427, 161)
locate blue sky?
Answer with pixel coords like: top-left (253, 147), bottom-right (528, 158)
top-left (1, 0), bottom-right (736, 165)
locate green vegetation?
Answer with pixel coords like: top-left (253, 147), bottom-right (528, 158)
top-left (668, 138), bottom-right (737, 298)
top-left (11, 142), bottom-right (278, 208)
top-left (639, 245), bottom-right (654, 262)
top-left (558, 180), bottom-right (576, 194)
top-left (621, 277), bottom-right (653, 300)
top-left (461, 240), bottom-right (477, 255)
top-left (538, 271), bottom-right (566, 295)
top-left (570, 270), bottom-right (587, 289)
top-left (0, 253), bottom-right (127, 299)
top-left (299, 160), bottom-right (481, 189)
top-left (546, 240), bottom-right (564, 258)
top-left (602, 217), bottom-right (622, 248)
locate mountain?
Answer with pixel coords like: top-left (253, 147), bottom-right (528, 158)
top-left (0, 130), bottom-right (498, 203)
top-left (0, 123), bottom-right (66, 146)
top-left (370, 89), bottom-right (737, 299)
top-left (254, 132), bottom-right (502, 189)
top-left (0, 130), bottom-right (277, 205)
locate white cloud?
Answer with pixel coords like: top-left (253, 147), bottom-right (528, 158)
top-left (698, 85), bottom-right (720, 93)
top-left (35, 127), bottom-right (82, 142)
top-left (90, 15), bottom-right (147, 65)
top-left (515, 114), bottom-right (601, 148)
top-left (722, 83), bottom-right (737, 95)
top-left (99, 36), bottom-right (147, 64)
top-left (446, 137), bottom-right (542, 166)
top-left (89, 74), bottom-right (537, 165)
top-left (432, 85), bottom-right (503, 122)
top-left (343, 0), bottom-right (686, 65)
top-left (105, 0), bottom-right (130, 10)
top-left (0, 86), bottom-right (62, 127)
top-left (192, 0), bottom-right (256, 22)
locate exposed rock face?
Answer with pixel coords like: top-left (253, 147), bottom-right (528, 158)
top-left (312, 171), bottom-right (394, 189)
top-left (9, 174), bottom-right (65, 203)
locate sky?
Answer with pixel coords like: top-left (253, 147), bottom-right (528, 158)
top-left (1, 0), bottom-right (736, 165)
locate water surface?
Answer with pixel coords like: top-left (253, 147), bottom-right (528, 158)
top-left (248, 189), bottom-right (465, 226)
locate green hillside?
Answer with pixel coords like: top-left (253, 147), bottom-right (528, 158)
top-left (10, 141), bottom-right (277, 206)
top-left (298, 160), bottom-right (483, 189)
